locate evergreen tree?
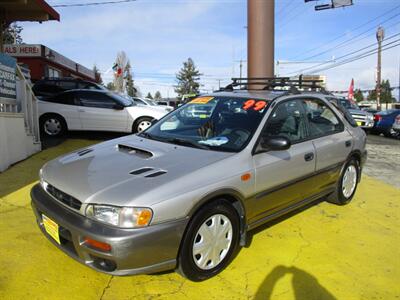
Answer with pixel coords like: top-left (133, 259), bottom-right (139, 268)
top-left (93, 65), bottom-right (103, 84)
top-left (146, 92), bottom-right (153, 99)
top-left (154, 91), bottom-right (162, 100)
top-left (367, 79), bottom-right (394, 103)
top-left (175, 58), bottom-right (201, 98)
top-left (353, 89), bottom-right (364, 102)
top-left (106, 82), bottom-right (115, 91)
top-left (124, 61), bottom-right (136, 97)
top-left (2, 23), bottom-right (23, 44)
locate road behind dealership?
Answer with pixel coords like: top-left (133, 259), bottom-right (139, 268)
top-left (364, 134), bottom-right (400, 189)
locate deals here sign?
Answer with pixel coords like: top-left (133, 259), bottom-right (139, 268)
top-left (0, 53), bottom-right (17, 100)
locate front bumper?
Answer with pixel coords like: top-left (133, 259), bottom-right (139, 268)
top-left (31, 184), bottom-right (188, 275)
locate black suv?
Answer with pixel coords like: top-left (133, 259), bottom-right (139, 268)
top-left (32, 78), bottom-right (106, 98)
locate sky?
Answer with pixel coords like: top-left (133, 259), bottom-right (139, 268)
top-left (20, 0), bottom-right (400, 99)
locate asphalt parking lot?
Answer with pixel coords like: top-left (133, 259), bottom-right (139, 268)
top-left (0, 133), bottom-right (399, 300)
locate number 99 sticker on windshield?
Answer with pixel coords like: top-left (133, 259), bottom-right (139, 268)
top-left (243, 99), bottom-right (267, 111)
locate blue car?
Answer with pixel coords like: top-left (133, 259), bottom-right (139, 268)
top-left (372, 109), bottom-right (400, 137)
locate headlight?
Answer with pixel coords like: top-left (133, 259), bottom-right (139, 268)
top-left (85, 204), bottom-right (153, 228)
top-left (367, 113), bottom-right (374, 121)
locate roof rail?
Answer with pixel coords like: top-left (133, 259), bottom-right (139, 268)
top-left (221, 76), bottom-right (329, 94)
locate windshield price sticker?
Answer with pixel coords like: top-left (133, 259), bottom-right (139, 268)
top-left (190, 96), bottom-right (214, 104)
top-left (243, 100), bottom-right (267, 111)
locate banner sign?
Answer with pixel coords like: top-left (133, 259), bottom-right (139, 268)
top-left (4, 44), bottom-right (42, 57)
top-left (0, 54), bottom-right (17, 100)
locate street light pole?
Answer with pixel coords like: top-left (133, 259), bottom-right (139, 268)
top-left (376, 26), bottom-right (384, 110)
top-left (248, 0), bottom-right (274, 88)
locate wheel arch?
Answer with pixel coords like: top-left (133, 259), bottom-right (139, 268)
top-left (132, 115), bottom-right (155, 132)
top-left (185, 189), bottom-right (248, 246)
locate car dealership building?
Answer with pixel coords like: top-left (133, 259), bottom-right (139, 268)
top-left (4, 44), bottom-right (95, 82)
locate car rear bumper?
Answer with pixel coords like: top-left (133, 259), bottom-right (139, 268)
top-left (31, 184), bottom-right (188, 275)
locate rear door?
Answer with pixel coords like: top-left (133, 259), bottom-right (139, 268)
top-left (249, 99), bottom-right (316, 223)
top-left (301, 97), bottom-right (353, 194)
top-left (77, 92), bottom-right (129, 132)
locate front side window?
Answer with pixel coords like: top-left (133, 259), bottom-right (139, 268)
top-left (142, 96), bottom-right (269, 152)
top-left (302, 98), bottom-right (344, 138)
top-left (261, 100), bottom-right (308, 143)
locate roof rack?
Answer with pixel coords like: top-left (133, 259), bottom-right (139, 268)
top-left (221, 76), bottom-right (329, 94)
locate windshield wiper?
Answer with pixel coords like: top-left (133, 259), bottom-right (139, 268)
top-left (165, 137), bottom-right (210, 150)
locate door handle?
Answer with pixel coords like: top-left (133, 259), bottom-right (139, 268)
top-left (304, 152), bottom-right (314, 161)
top-left (345, 140), bottom-right (352, 147)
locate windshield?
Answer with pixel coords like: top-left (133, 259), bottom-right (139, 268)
top-left (108, 93), bottom-right (133, 107)
top-left (143, 99), bottom-right (157, 106)
top-left (141, 96), bottom-right (269, 152)
top-left (339, 99), bottom-right (359, 110)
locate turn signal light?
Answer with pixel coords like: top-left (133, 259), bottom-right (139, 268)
top-left (84, 237), bottom-right (112, 252)
top-left (241, 173), bottom-right (252, 181)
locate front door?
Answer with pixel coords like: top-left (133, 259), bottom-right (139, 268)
top-left (77, 91), bottom-right (129, 132)
top-left (249, 99), bottom-right (316, 223)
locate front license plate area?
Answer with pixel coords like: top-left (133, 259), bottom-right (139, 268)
top-left (42, 214), bottom-right (61, 244)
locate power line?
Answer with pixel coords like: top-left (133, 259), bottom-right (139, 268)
top-left (52, 0), bottom-right (136, 8)
top-left (289, 32), bottom-right (400, 75)
top-left (300, 12), bottom-right (400, 61)
top-left (292, 4), bottom-right (400, 60)
top-left (294, 40), bottom-right (400, 75)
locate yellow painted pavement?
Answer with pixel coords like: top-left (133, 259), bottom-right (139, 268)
top-left (0, 139), bottom-right (399, 300)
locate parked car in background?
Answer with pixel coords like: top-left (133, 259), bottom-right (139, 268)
top-left (32, 78), bottom-right (367, 281)
top-left (33, 78), bottom-right (105, 99)
top-left (328, 97), bottom-right (374, 130)
top-left (132, 97), bottom-right (173, 112)
top-left (391, 114), bottom-right (400, 137)
top-left (371, 109), bottom-right (400, 137)
top-left (38, 90), bottom-right (168, 137)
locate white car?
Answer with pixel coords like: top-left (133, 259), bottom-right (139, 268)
top-left (38, 90), bottom-right (168, 137)
top-left (131, 97), bottom-right (173, 112)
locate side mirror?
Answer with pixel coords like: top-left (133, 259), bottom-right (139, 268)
top-left (113, 104), bottom-right (124, 110)
top-left (151, 119), bottom-right (158, 125)
top-left (261, 136), bottom-right (291, 151)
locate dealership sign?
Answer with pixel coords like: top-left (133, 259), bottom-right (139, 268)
top-left (0, 54), bottom-right (17, 100)
top-left (4, 44), bottom-right (42, 57)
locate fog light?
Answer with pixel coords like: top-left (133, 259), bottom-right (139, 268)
top-left (84, 237), bottom-right (111, 252)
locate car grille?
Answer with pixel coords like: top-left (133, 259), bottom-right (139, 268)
top-left (351, 113), bottom-right (367, 122)
top-left (45, 184), bottom-right (82, 210)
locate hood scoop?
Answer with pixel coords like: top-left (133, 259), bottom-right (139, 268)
top-left (145, 170), bottom-right (167, 178)
top-left (117, 144), bottom-right (153, 159)
top-left (77, 149), bottom-right (93, 156)
top-left (129, 167), bottom-right (167, 178)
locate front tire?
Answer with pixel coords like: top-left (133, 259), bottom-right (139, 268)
top-left (133, 117), bottom-right (153, 133)
top-left (177, 200), bottom-right (240, 281)
top-left (327, 158), bottom-right (359, 205)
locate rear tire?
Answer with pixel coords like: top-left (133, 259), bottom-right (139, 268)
top-left (327, 158), bottom-right (359, 205)
top-left (40, 114), bottom-right (67, 137)
top-left (177, 200), bottom-right (240, 281)
top-left (133, 117), bottom-right (153, 133)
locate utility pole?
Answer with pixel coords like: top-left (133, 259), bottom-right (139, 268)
top-left (248, 0), bottom-right (274, 89)
top-left (235, 59), bottom-right (247, 79)
top-left (376, 26), bottom-right (384, 110)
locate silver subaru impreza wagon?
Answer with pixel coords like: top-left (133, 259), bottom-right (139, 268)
top-left (31, 78), bottom-right (367, 281)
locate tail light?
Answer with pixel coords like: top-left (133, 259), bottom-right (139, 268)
top-left (374, 114), bottom-right (382, 122)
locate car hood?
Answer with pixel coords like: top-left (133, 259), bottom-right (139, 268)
top-left (41, 135), bottom-right (233, 207)
top-left (348, 109), bottom-right (367, 115)
top-left (126, 105), bottom-right (168, 119)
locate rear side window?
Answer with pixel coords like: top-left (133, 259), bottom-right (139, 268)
top-left (78, 92), bottom-right (116, 109)
top-left (45, 92), bottom-right (76, 105)
top-left (301, 99), bottom-right (344, 138)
